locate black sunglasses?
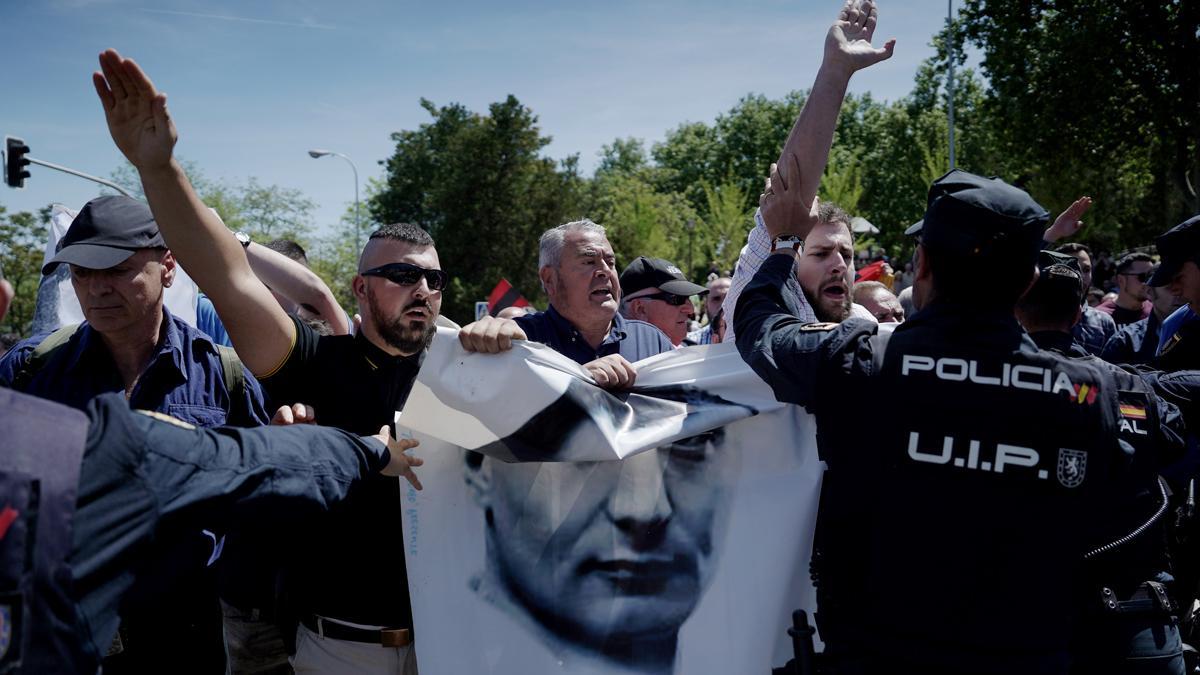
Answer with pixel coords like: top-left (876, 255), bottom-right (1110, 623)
top-left (639, 292), bottom-right (692, 306)
top-left (1119, 271), bottom-right (1153, 283)
top-left (361, 263), bottom-right (449, 291)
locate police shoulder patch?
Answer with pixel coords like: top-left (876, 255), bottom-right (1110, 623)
top-left (800, 322), bottom-right (840, 332)
top-left (136, 410), bottom-right (196, 430)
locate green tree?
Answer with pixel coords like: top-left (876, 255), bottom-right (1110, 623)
top-left (958, 0), bottom-right (1200, 248)
top-left (0, 204), bottom-right (49, 336)
top-left (370, 96), bottom-right (584, 321)
top-left (653, 93), bottom-right (806, 214)
top-left (110, 161), bottom-right (316, 242)
top-left (699, 181), bottom-right (753, 277)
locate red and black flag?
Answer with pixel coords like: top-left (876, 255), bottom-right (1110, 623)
top-left (487, 279), bottom-right (530, 316)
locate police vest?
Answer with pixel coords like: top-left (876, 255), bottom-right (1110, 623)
top-left (810, 321), bottom-right (1124, 671)
top-left (0, 388), bottom-right (92, 673)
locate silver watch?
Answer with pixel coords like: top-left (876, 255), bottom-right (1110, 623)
top-left (772, 235), bottom-right (803, 253)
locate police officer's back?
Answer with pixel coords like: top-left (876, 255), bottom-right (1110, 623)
top-left (736, 169), bottom-right (1136, 673)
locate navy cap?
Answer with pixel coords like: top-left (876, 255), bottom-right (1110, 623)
top-left (906, 170), bottom-right (1049, 266)
top-left (42, 196), bottom-right (165, 275)
top-left (1035, 250), bottom-right (1083, 300)
top-left (619, 257), bottom-right (707, 297)
top-left (1148, 214), bottom-right (1200, 286)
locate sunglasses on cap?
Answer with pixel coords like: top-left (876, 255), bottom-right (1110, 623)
top-left (361, 263), bottom-right (449, 291)
top-left (1119, 271), bottom-right (1153, 283)
top-left (638, 292), bottom-right (692, 306)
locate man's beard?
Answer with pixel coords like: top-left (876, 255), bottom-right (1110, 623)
top-left (803, 283), bottom-right (852, 323)
top-left (367, 288), bottom-right (437, 354)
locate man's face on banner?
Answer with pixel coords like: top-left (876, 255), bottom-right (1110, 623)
top-left (469, 429), bottom-right (735, 650)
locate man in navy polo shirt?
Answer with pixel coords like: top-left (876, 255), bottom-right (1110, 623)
top-left (459, 219), bottom-right (674, 381)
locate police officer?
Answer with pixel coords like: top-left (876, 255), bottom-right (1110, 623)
top-left (1148, 215), bottom-right (1200, 372)
top-left (736, 167), bottom-right (1159, 673)
top-left (0, 258), bottom-right (425, 674)
top-left (1016, 250), bottom-right (1186, 673)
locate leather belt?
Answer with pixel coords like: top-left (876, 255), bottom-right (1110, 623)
top-left (301, 614), bottom-right (412, 648)
top-left (1100, 581), bottom-right (1176, 615)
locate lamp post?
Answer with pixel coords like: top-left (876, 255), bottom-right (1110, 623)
top-left (308, 149), bottom-right (361, 248)
top-left (946, 0), bottom-right (957, 170)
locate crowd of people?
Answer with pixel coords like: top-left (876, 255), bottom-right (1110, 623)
top-left (4, 1), bottom-right (1200, 674)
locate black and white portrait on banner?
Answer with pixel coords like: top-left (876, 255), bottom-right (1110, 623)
top-left (397, 333), bottom-right (824, 674)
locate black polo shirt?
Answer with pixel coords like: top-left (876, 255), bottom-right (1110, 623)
top-left (259, 316), bottom-right (423, 626)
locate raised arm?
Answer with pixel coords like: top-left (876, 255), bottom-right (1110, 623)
top-left (777, 0), bottom-right (895, 207)
top-left (245, 241), bottom-right (350, 335)
top-left (92, 50), bottom-right (295, 375)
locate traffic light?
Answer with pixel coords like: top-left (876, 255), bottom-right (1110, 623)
top-left (5, 136), bottom-right (31, 188)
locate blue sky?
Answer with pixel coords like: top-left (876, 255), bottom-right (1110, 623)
top-left (2, 0), bottom-right (964, 235)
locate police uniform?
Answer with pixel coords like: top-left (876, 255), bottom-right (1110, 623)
top-left (1021, 251), bottom-right (1185, 673)
top-left (735, 170), bottom-right (1164, 674)
top-left (0, 388), bottom-right (393, 674)
top-left (1149, 217), bottom-right (1200, 372)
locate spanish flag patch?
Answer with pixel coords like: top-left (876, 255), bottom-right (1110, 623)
top-left (1119, 404), bottom-right (1147, 420)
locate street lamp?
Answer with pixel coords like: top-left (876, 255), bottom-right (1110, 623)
top-left (308, 149), bottom-right (361, 248)
top-left (946, 0), bottom-right (957, 170)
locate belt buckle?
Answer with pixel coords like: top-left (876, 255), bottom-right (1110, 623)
top-left (380, 628), bottom-right (411, 648)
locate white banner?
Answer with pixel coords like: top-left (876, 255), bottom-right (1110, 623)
top-left (398, 331), bottom-right (824, 674)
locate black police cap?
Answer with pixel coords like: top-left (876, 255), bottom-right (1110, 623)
top-left (1034, 249), bottom-right (1084, 302)
top-left (1148, 214), bottom-right (1200, 287)
top-left (905, 170), bottom-right (1049, 266)
top-left (42, 195), bottom-right (165, 275)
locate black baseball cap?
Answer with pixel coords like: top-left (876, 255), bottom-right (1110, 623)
top-left (42, 195), bottom-right (165, 275)
top-left (905, 170), bottom-right (1049, 267)
top-left (1148, 215), bottom-right (1200, 287)
top-left (619, 257), bottom-right (707, 297)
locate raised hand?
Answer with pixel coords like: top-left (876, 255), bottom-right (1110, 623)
top-left (760, 153), bottom-right (822, 242)
top-left (1044, 196), bottom-right (1094, 243)
top-left (93, 49), bottom-right (176, 171)
top-left (824, 0), bottom-right (896, 75)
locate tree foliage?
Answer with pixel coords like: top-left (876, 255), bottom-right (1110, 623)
top-left (370, 96), bottom-right (584, 322)
top-left (0, 204), bottom-right (49, 336)
top-left (958, 0), bottom-right (1200, 248)
top-left (111, 161), bottom-right (316, 242)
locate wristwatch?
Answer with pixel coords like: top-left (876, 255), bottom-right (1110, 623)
top-left (772, 235), bottom-right (804, 253)
top-left (234, 231), bottom-right (251, 248)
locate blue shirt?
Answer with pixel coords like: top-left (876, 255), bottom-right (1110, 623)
top-left (514, 304), bottom-right (674, 364)
top-left (1100, 314), bottom-right (1161, 366)
top-left (0, 307), bottom-right (269, 428)
top-left (1072, 305), bottom-right (1117, 356)
top-left (1158, 306), bottom-right (1198, 356)
top-left (195, 293), bottom-right (232, 347)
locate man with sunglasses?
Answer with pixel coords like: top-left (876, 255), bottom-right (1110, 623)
top-left (1097, 252), bottom-right (1155, 327)
top-left (619, 256), bottom-right (708, 347)
top-left (92, 50), bottom-right (428, 674)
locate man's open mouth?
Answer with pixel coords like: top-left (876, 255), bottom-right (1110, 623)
top-left (821, 282), bottom-right (847, 299)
